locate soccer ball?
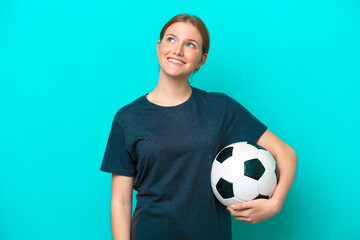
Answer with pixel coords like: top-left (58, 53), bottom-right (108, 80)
top-left (211, 141), bottom-right (277, 206)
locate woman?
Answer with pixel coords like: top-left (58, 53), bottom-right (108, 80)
top-left (100, 13), bottom-right (298, 240)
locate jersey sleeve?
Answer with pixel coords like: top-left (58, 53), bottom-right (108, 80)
top-left (100, 115), bottom-right (136, 177)
top-left (223, 95), bottom-right (267, 146)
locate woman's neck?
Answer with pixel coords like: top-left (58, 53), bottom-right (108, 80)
top-left (147, 70), bottom-right (192, 106)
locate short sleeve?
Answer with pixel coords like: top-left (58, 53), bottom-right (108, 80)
top-left (223, 95), bottom-right (267, 146)
top-left (100, 115), bottom-right (136, 177)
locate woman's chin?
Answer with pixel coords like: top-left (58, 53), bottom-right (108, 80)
top-left (161, 69), bottom-right (190, 79)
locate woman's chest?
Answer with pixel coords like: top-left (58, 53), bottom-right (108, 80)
top-left (127, 109), bottom-right (225, 163)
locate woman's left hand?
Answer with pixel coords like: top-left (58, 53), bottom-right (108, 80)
top-left (226, 198), bottom-right (282, 223)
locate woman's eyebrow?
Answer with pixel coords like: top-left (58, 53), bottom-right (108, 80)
top-left (165, 33), bottom-right (199, 45)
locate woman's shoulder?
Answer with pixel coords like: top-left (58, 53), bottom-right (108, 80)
top-left (194, 87), bottom-right (249, 114)
top-left (113, 95), bottom-right (145, 121)
top-left (194, 86), bottom-right (231, 104)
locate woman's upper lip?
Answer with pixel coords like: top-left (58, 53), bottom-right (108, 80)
top-left (167, 57), bottom-right (186, 64)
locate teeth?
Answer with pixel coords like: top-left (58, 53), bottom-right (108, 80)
top-left (168, 58), bottom-right (184, 64)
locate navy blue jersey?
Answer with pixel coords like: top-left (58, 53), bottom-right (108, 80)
top-left (100, 86), bottom-right (267, 240)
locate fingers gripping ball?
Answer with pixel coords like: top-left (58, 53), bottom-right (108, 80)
top-left (211, 142), bottom-right (278, 206)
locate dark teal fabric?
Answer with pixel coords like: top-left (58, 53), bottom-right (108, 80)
top-left (101, 86), bottom-right (267, 240)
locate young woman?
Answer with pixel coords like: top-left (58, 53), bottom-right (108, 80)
top-left (100, 13), bottom-right (298, 240)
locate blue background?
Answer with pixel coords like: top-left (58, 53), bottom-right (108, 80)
top-left (1, 0), bottom-right (359, 239)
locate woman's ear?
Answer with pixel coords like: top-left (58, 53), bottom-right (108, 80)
top-left (196, 53), bottom-right (208, 69)
top-left (156, 40), bottom-right (161, 55)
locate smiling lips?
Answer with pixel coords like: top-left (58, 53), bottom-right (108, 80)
top-left (167, 57), bottom-right (185, 65)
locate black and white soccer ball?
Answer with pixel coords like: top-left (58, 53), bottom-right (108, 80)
top-left (211, 141), bottom-right (277, 206)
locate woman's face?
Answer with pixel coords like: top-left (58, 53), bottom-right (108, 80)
top-left (156, 22), bottom-right (207, 79)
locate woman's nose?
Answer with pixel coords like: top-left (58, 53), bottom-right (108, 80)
top-left (173, 44), bottom-right (184, 56)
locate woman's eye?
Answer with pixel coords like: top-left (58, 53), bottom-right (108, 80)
top-left (166, 37), bottom-right (194, 48)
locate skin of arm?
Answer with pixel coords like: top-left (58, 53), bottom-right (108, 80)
top-left (110, 174), bottom-right (134, 240)
top-left (227, 129), bottom-right (298, 223)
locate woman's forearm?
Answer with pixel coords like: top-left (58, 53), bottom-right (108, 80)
top-left (111, 202), bottom-right (132, 240)
top-left (272, 148), bottom-right (298, 208)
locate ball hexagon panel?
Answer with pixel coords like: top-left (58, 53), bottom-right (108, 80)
top-left (225, 197), bottom-right (245, 206)
top-left (232, 143), bottom-right (258, 162)
top-left (220, 156), bottom-right (244, 183)
top-left (211, 159), bottom-right (222, 186)
top-left (212, 184), bottom-right (246, 206)
top-left (258, 149), bottom-right (276, 171)
top-left (233, 176), bottom-right (260, 202)
top-left (258, 170), bottom-right (277, 196)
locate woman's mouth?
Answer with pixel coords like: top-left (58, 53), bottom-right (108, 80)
top-left (167, 58), bottom-right (185, 65)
